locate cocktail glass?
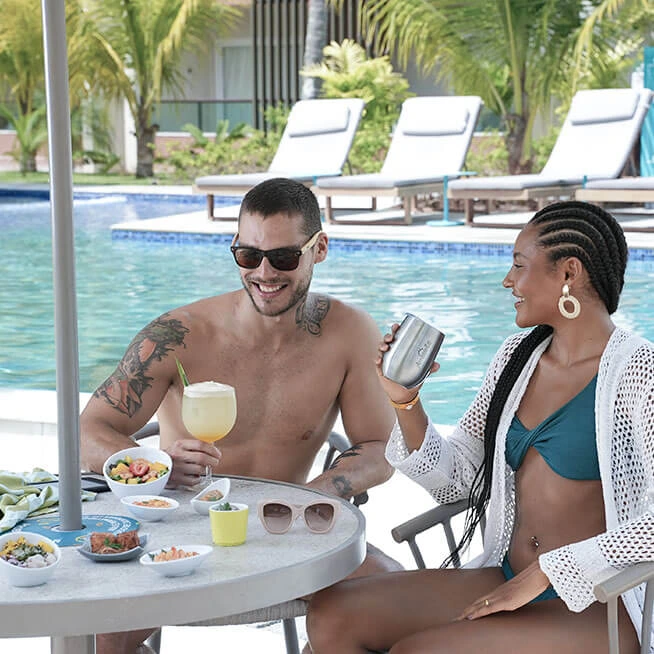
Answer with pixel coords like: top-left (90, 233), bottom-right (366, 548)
top-left (181, 381), bottom-right (236, 488)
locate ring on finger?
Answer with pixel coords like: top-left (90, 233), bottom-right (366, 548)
top-left (484, 599), bottom-right (490, 607)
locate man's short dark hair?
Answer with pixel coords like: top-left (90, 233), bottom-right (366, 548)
top-left (239, 178), bottom-right (322, 236)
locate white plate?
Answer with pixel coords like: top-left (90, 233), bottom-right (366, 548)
top-left (139, 544), bottom-right (212, 577)
top-left (121, 495), bottom-right (179, 521)
top-left (190, 478), bottom-right (231, 515)
top-left (77, 533), bottom-right (149, 563)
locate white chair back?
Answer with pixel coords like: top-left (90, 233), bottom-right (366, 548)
top-left (269, 98), bottom-right (365, 178)
top-left (381, 95), bottom-right (482, 178)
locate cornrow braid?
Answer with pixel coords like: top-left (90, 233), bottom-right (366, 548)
top-left (442, 201), bottom-right (627, 568)
top-left (531, 201), bottom-right (627, 314)
top-left (442, 325), bottom-right (552, 568)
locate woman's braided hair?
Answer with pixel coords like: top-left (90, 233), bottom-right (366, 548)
top-left (442, 201), bottom-right (628, 568)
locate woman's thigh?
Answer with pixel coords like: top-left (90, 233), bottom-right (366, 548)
top-left (307, 567), bottom-right (506, 652)
top-left (389, 595), bottom-right (639, 654)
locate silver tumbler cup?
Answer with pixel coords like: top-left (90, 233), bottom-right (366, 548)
top-left (381, 313), bottom-right (445, 388)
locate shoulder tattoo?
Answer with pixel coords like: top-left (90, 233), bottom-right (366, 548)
top-left (328, 444), bottom-right (363, 470)
top-left (94, 314), bottom-right (189, 417)
top-left (295, 294), bottom-right (330, 336)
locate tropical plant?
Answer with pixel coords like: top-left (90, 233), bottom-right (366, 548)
top-left (301, 39), bottom-right (413, 173)
top-left (79, 0), bottom-right (241, 178)
top-left (0, 104), bottom-right (48, 173)
top-left (351, 0), bottom-right (646, 174)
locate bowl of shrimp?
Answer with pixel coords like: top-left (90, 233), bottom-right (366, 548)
top-left (139, 544), bottom-right (212, 577)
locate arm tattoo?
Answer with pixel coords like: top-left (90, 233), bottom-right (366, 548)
top-left (95, 314), bottom-right (189, 417)
top-left (329, 444), bottom-right (363, 470)
top-left (331, 475), bottom-right (353, 498)
top-left (295, 294), bottom-right (330, 336)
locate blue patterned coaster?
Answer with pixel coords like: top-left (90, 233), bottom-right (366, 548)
top-left (8, 514), bottom-right (140, 547)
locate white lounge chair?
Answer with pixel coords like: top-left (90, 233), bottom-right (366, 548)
top-left (448, 88), bottom-right (653, 226)
top-left (576, 177), bottom-right (654, 203)
top-left (312, 95), bottom-right (483, 225)
top-left (193, 98), bottom-right (365, 220)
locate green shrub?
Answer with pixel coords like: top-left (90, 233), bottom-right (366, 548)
top-left (301, 39), bottom-right (412, 173)
top-left (160, 105), bottom-right (288, 183)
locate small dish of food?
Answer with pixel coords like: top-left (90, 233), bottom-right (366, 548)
top-left (121, 495), bottom-right (179, 522)
top-left (190, 478), bottom-right (231, 515)
top-left (0, 532), bottom-right (61, 587)
top-left (103, 446), bottom-right (172, 498)
top-left (77, 530), bottom-right (148, 562)
top-left (139, 544), bottom-right (211, 577)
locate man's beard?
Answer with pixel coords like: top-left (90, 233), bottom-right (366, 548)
top-left (242, 275), bottom-right (312, 317)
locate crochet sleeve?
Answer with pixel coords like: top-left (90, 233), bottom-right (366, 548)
top-left (540, 352), bottom-right (654, 612)
top-left (385, 333), bottom-right (525, 504)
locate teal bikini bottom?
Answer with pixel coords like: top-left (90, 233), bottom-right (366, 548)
top-left (501, 555), bottom-right (560, 602)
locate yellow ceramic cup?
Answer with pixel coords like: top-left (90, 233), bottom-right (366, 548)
top-left (209, 502), bottom-right (249, 546)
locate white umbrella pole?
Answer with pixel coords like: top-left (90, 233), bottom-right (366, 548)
top-left (41, 0), bottom-right (82, 531)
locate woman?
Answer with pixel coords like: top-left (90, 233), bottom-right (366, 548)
top-left (306, 201), bottom-right (654, 653)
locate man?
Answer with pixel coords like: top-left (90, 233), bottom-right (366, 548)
top-left (81, 178), bottom-right (399, 653)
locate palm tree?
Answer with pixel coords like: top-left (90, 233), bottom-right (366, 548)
top-left (0, 0), bottom-right (47, 172)
top-left (302, 0), bottom-right (329, 99)
top-left (81, 0), bottom-right (240, 178)
top-left (355, 0), bottom-right (643, 174)
top-left (575, 0), bottom-right (654, 81)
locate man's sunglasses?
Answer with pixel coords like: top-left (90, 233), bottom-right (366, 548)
top-left (230, 231), bottom-right (322, 271)
top-left (257, 499), bottom-right (339, 534)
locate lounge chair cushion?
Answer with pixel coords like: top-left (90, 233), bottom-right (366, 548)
top-left (568, 89), bottom-right (639, 125)
top-left (400, 103), bottom-right (470, 136)
top-left (448, 174), bottom-right (584, 191)
top-left (195, 171), bottom-right (314, 189)
top-left (317, 173), bottom-right (455, 190)
top-left (287, 104), bottom-right (350, 137)
top-left (583, 177), bottom-right (654, 190)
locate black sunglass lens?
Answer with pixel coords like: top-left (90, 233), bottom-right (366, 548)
top-left (234, 248), bottom-right (264, 269)
top-left (268, 250), bottom-right (300, 271)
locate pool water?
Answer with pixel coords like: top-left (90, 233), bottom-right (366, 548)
top-left (1, 193), bottom-right (653, 425)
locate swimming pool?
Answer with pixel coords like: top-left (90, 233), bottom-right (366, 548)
top-left (1, 191), bottom-right (653, 425)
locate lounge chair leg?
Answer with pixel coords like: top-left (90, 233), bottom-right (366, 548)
top-left (282, 618), bottom-right (300, 654)
top-left (464, 199), bottom-right (475, 226)
top-left (324, 197), bottom-right (334, 224)
top-left (403, 199), bottom-right (412, 225)
top-left (207, 195), bottom-right (215, 221)
top-left (371, 197), bottom-right (377, 211)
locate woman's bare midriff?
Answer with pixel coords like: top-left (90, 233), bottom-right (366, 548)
top-left (508, 447), bottom-right (606, 573)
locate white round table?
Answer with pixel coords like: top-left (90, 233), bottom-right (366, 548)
top-left (0, 477), bottom-right (366, 653)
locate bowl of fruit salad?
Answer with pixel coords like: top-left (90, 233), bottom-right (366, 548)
top-left (0, 532), bottom-right (61, 587)
top-left (103, 446), bottom-right (172, 499)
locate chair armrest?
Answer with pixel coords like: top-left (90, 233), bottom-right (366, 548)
top-left (131, 421), bottom-right (160, 441)
top-left (593, 562), bottom-right (654, 602)
top-left (391, 500), bottom-right (468, 544)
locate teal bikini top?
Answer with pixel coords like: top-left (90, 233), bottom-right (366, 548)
top-left (505, 375), bottom-right (600, 481)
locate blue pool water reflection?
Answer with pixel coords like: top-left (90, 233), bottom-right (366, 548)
top-left (1, 192), bottom-right (653, 425)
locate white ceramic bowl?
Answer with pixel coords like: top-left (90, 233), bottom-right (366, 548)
top-left (0, 532), bottom-right (61, 587)
top-left (103, 446), bottom-right (172, 499)
top-left (190, 478), bottom-right (231, 515)
top-left (120, 495), bottom-right (179, 522)
top-left (139, 544), bottom-right (211, 577)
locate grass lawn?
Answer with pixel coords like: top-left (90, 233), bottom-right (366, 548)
top-left (0, 171), bottom-right (167, 186)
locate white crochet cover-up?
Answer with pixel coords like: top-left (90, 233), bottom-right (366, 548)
top-left (386, 327), bottom-right (654, 647)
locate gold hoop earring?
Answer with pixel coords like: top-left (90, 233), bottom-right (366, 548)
top-left (558, 284), bottom-right (580, 319)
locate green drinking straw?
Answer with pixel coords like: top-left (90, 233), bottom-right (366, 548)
top-left (175, 357), bottom-right (190, 387)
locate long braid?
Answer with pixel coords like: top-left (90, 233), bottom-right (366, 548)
top-left (442, 325), bottom-right (552, 568)
top-left (442, 201), bottom-right (627, 568)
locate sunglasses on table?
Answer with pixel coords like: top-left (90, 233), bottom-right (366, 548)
top-left (230, 231), bottom-right (322, 271)
top-left (257, 499), bottom-right (339, 534)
